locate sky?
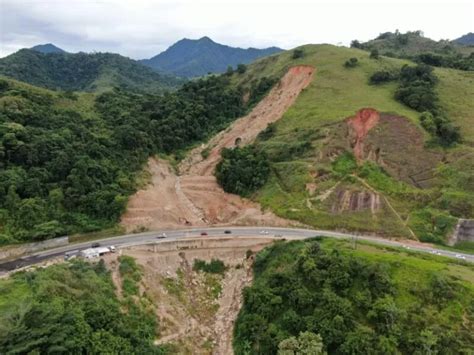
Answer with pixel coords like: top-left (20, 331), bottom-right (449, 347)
top-left (0, 0), bottom-right (473, 59)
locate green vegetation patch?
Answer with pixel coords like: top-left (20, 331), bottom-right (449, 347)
top-left (119, 255), bottom-right (143, 296)
top-left (193, 258), bottom-right (227, 275)
top-left (0, 261), bottom-right (164, 354)
top-left (216, 146), bottom-right (271, 197)
top-left (234, 238), bottom-right (474, 354)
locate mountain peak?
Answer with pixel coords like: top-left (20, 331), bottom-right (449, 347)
top-left (198, 36), bottom-right (214, 43)
top-left (454, 32), bottom-right (474, 45)
top-left (141, 38), bottom-right (282, 78)
top-left (30, 43), bottom-right (66, 54)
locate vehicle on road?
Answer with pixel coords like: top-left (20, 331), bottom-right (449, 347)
top-left (224, 230), bottom-right (232, 234)
top-left (260, 230), bottom-right (269, 235)
top-left (80, 247), bottom-right (112, 259)
top-left (91, 242), bottom-right (100, 248)
top-left (200, 232), bottom-right (208, 236)
top-left (64, 250), bottom-right (79, 261)
top-left (157, 233), bottom-right (167, 239)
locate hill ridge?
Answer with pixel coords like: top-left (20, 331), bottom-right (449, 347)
top-left (140, 36), bottom-right (282, 77)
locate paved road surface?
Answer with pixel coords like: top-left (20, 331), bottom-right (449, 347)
top-left (1, 227), bottom-right (473, 272)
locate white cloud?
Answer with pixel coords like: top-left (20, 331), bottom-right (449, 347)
top-left (0, 0), bottom-right (472, 58)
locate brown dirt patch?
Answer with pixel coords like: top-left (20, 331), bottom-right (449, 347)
top-left (121, 66), bottom-right (315, 232)
top-left (105, 237), bottom-right (275, 354)
top-left (179, 65), bottom-right (315, 176)
top-left (320, 110), bottom-right (443, 188)
top-left (331, 189), bottom-right (381, 214)
top-left (347, 108), bottom-right (380, 160)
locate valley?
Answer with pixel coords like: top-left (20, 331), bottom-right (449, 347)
top-left (0, 15), bottom-right (473, 354)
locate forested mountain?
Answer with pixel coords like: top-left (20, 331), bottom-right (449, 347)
top-left (351, 30), bottom-right (474, 70)
top-left (0, 71), bottom-right (274, 244)
top-left (140, 36), bottom-right (282, 77)
top-left (454, 32), bottom-right (474, 46)
top-left (31, 43), bottom-right (66, 54)
top-left (0, 49), bottom-right (183, 93)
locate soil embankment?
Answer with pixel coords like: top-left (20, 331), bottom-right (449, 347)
top-left (347, 108), bottom-right (380, 160)
top-left (121, 65), bottom-right (315, 232)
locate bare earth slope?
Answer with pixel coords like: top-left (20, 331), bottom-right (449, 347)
top-left (105, 237), bottom-right (276, 354)
top-left (121, 65), bottom-right (315, 232)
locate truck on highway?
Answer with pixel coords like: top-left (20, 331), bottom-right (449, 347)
top-left (80, 246), bottom-right (116, 259)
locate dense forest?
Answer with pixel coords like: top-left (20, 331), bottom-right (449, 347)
top-left (215, 146), bottom-right (271, 197)
top-left (0, 74), bottom-right (275, 244)
top-left (234, 239), bottom-right (474, 354)
top-left (0, 49), bottom-right (183, 93)
top-left (0, 259), bottom-right (166, 354)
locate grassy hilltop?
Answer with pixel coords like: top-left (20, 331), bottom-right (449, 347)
top-left (232, 44), bottom-right (474, 245)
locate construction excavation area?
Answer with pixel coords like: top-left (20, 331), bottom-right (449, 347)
top-left (120, 65), bottom-right (315, 232)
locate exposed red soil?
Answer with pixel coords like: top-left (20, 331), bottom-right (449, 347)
top-left (121, 66), bottom-right (315, 232)
top-left (347, 108), bottom-right (380, 160)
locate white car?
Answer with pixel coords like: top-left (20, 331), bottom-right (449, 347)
top-left (260, 230), bottom-right (269, 235)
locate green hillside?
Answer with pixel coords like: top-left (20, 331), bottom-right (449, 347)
top-left (0, 49), bottom-right (183, 93)
top-left (234, 238), bottom-right (474, 354)
top-left (351, 31), bottom-right (474, 71)
top-left (0, 259), bottom-right (165, 353)
top-left (0, 73), bottom-right (273, 244)
top-left (229, 44), bottom-right (474, 245)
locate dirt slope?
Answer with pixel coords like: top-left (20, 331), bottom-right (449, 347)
top-left (105, 237), bottom-right (275, 354)
top-left (121, 159), bottom-right (206, 229)
top-left (121, 65), bottom-right (314, 232)
top-left (180, 65), bottom-right (315, 176)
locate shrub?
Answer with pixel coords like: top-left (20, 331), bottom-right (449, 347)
top-left (369, 49), bottom-right (380, 59)
top-left (350, 40), bottom-right (362, 49)
top-left (257, 123), bottom-right (277, 141)
top-left (193, 258), bottom-right (227, 274)
top-left (292, 49), bottom-right (304, 59)
top-left (344, 57), bottom-right (359, 68)
top-left (369, 70), bottom-right (397, 84)
top-left (332, 152), bottom-right (357, 176)
top-left (237, 64), bottom-right (247, 74)
top-left (419, 112), bottom-right (437, 134)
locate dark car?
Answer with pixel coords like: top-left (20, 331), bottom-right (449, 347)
top-left (91, 242), bottom-right (100, 248)
top-left (224, 230), bottom-right (232, 234)
top-left (200, 232), bottom-right (208, 236)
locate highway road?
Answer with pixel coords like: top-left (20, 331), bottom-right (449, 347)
top-left (1, 227), bottom-right (473, 272)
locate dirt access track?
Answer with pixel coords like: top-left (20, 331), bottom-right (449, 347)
top-left (121, 65), bottom-right (315, 232)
